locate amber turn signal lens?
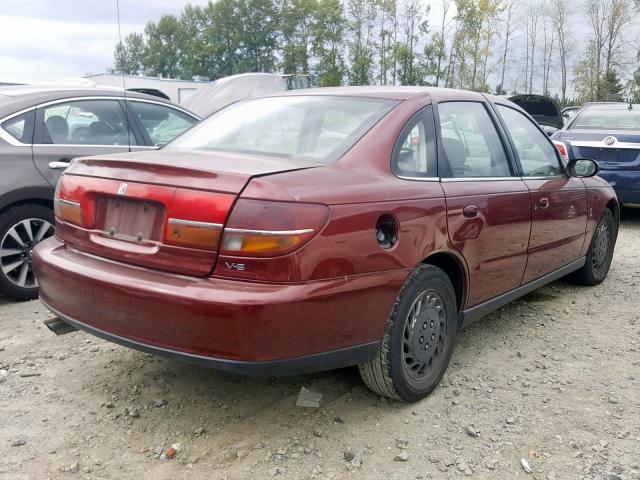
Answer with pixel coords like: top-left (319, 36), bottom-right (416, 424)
top-left (222, 229), bottom-right (311, 255)
top-left (165, 219), bottom-right (223, 250)
top-left (54, 199), bottom-right (83, 226)
top-left (220, 199), bottom-right (329, 257)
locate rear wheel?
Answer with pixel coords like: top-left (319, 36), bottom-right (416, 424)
top-left (358, 265), bottom-right (457, 402)
top-left (568, 208), bottom-right (617, 286)
top-left (0, 204), bottom-right (55, 300)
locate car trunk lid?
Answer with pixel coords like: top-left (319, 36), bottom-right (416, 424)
top-left (55, 150), bottom-right (320, 276)
top-left (560, 130), bottom-right (640, 171)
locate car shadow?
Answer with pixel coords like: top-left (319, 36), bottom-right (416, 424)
top-left (620, 204), bottom-right (640, 225)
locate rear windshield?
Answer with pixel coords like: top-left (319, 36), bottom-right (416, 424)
top-left (165, 95), bottom-right (398, 163)
top-left (572, 107), bottom-right (640, 130)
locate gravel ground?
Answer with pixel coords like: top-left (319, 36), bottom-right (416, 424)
top-left (1, 206), bottom-right (639, 480)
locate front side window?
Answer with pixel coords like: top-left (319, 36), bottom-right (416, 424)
top-left (496, 105), bottom-right (562, 177)
top-left (437, 102), bottom-right (512, 178)
top-left (1, 111), bottom-right (35, 143)
top-left (128, 102), bottom-right (197, 147)
top-left (40, 100), bottom-right (136, 146)
top-left (166, 96), bottom-right (398, 163)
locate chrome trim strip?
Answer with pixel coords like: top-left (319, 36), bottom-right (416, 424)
top-left (55, 198), bottom-right (80, 208)
top-left (396, 175), bottom-right (440, 182)
top-left (0, 95), bottom-right (199, 148)
top-left (440, 176), bottom-right (519, 182)
top-left (224, 227), bottom-right (314, 236)
top-left (32, 144), bottom-right (157, 149)
top-left (30, 96), bottom-right (198, 119)
top-left (168, 218), bottom-right (223, 229)
top-left (571, 140), bottom-right (640, 150)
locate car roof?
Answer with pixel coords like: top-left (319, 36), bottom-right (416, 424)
top-left (269, 86), bottom-right (488, 101)
top-left (582, 102), bottom-right (639, 110)
top-left (0, 85), bottom-right (195, 118)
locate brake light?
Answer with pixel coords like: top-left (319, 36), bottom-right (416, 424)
top-left (54, 175), bottom-right (85, 226)
top-left (553, 140), bottom-right (569, 161)
top-left (220, 199), bottom-right (329, 256)
top-left (163, 189), bottom-right (233, 250)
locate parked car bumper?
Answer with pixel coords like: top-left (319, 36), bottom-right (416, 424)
top-left (598, 170), bottom-right (640, 204)
top-left (33, 237), bottom-right (407, 376)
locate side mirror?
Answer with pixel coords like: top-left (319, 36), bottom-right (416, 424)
top-left (567, 158), bottom-right (599, 178)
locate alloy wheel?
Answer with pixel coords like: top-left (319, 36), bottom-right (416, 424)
top-left (0, 218), bottom-right (54, 289)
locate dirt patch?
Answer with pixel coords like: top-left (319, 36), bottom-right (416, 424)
top-left (1, 207), bottom-right (639, 480)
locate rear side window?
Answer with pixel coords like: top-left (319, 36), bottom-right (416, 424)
top-left (496, 105), bottom-right (562, 177)
top-left (128, 101), bottom-right (197, 147)
top-left (437, 102), bottom-right (511, 178)
top-left (392, 108), bottom-right (436, 178)
top-left (1, 111), bottom-right (35, 144)
top-left (39, 99), bottom-right (137, 146)
top-left (166, 96), bottom-right (398, 163)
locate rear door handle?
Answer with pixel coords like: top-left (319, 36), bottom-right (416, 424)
top-left (538, 197), bottom-right (550, 209)
top-left (463, 204), bottom-right (479, 218)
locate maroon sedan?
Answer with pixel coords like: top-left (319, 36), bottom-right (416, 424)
top-left (33, 87), bottom-right (618, 402)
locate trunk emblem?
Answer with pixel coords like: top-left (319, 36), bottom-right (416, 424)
top-left (225, 262), bottom-right (246, 271)
top-left (603, 136), bottom-right (617, 146)
top-left (117, 183), bottom-right (128, 195)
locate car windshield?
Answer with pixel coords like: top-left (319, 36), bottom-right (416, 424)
top-left (572, 107), bottom-right (640, 130)
top-left (165, 95), bottom-right (398, 163)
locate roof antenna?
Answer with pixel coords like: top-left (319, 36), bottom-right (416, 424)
top-left (116, 0), bottom-right (132, 151)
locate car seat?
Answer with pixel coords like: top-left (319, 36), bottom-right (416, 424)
top-left (88, 121), bottom-right (116, 144)
top-left (45, 116), bottom-right (69, 144)
top-left (442, 137), bottom-right (467, 175)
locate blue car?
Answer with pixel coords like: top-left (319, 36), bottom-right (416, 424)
top-left (552, 103), bottom-right (640, 204)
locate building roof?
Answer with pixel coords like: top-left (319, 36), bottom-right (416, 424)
top-left (86, 73), bottom-right (210, 84)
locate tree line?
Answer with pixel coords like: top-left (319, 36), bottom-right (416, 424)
top-left (113, 0), bottom-right (640, 105)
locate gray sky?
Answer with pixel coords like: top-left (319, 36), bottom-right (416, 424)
top-left (0, 0), bottom-right (209, 83)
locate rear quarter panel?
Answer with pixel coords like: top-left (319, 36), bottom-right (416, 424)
top-left (222, 94), bottom-right (465, 283)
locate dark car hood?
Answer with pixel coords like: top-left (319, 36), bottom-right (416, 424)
top-left (506, 95), bottom-right (563, 129)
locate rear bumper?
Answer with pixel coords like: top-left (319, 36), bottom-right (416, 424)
top-left (598, 171), bottom-right (640, 204)
top-left (33, 238), bottom-right (407, 375)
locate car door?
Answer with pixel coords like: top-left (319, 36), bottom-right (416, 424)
top-left (435, 101), bottom-right (531, 307)
top-left (126, 100), bottom-right (198, 147)
top-left (494, 103), bottom-right (588, 283)
top-left (32, 98), bottom-right (144, 187)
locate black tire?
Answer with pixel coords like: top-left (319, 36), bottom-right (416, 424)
top-left (358, 264), bottom-right (457, 402)
top-left (0, 204), bottom-right (55, 300)
top-left (568, 208), bottom-right (617, 286)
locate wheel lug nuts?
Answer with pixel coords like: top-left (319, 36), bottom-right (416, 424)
top-left (419, 336), bottom-right (424, 343)
top-left (423, 322), bottom-right (427, 329)
top-left (431, 334), bottom-right (435, 340)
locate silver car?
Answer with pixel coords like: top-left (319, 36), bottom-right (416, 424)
top-left (0, 86), bottom-right (199, 299)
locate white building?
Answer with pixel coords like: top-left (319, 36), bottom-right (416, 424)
top-left (85, 73), bottom-right (210, 104)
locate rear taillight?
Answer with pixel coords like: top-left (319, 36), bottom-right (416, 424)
top-left (54, 175), bottom-right (85, 227)
top-left (553, 140), bottom-right (569, 161)
top-left (220, 199), bottom-right (329, 257)
top-left (163, 190), bottom-right (233, 250)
